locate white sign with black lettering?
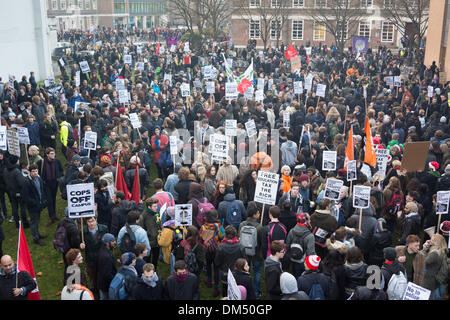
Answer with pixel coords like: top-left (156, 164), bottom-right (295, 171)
top-left (245, 120), bottom-right (257, 138)
top-left (174, 204), bottom-right (192, 226)
top-left (347, 160), bottom-right (357, 181)
top-left (225, 120), bottom-right (237, 137)
top-left (124, 55), bottom-right (132, 64)
top-left (181, 83), bottom-right (190, 97)
top-left (17, 127), bottom-right (30, 145)
top-left (136, 62), bottom-right (144, 71)
top-left (75, 71), bottom-right (81, 87)
top-left (305, 47), bottom-right (312, 56)
top-left (294, 81), bottom-right (303, 94)
top-left (255, 89), bottom-right (264, 102)
top-left (324, 178), bottom-right (344, 201)
top-left (322, 151), bottom-right (337, 171)
top-left (394, 76), bottom-right (402, 87)
top-left (305, 74), bottom-right (313, 91)
top-left (402, 282), bottom-right (431, 300)
top-left (283, 110), bottom-right (290, 129)
top-left (386, 76), bottom-right (394, 86)
top-left (59, 58), bottom-right (65, 67)
top-left (83, 132), bottom-right (97, 150)
top-left (67, 183), bottom-right (96, 218)
top-left (436, 191), bottom-right (450, 215)
top-left (316, 84), bottom-right (326, 98)
top-left (227, 269), bottom-right (241, 300)
top-left (206, 81), bottom-right (215, 94)
top-left (115, 78), bottom-right (125, 91)
top-left (184, 42), bottom-right (190, 52)
top-left (163, 73), bottom-right (172, 86)
top-left (257, 78), bottom-right (265, 90)
top-left (118, 90), bottom-right (129, 104)
top-left (6, 129), bottom-right (20, 157)
top-left (254, 171), bottom-right (279, 205)
top-left (244, 86), bottom-right (254, 100)
top-left (169, 136), bottom-right (178, 155)
top-left (129, 113), bottom-right (141, 129)
top-left (353, 185), bottom-right (371, 209)
top-left (193, 79), bottom-right (202, 89)
top-left (211, 134), bottom-right (229, 163)
top-left (427, 86), bottom-right (434, 98)
top-left (225, 82), bottom-right (238, 100)
top-left (375, 148), bottom-right (389, 177)
top-left (8, 75), bottom-right (14, 89)
top-left (0, 126), bottom-right (7, 150)
top-left (79, 61), bottom-right (90, 74)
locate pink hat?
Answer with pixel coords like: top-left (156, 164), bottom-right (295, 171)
top-left (305, 255), bottom-right (320, 270)
top-left (237, 285), bottom-right (247, 300)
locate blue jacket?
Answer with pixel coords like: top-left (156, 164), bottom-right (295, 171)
top-left (24, 121), bottom-right (40, 146)
top-left (299, 187), bottom-right (310, 213)
top-left (117, 223), bottom-right (151, 254)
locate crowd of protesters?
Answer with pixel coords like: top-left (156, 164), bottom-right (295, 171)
top-left (0, 24), bottom-right (449, 301)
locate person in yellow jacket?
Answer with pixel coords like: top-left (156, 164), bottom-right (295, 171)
top-left (59, 115), bottom-right (73, 158)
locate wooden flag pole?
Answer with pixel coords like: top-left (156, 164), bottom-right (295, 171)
top-left (349, 181), bottom-right (353, 198)
top-left (260, 203), bottom-right (266, 225)
top-left (25, 144), bottom-right (30, 167)
top-left (436, 214), bottom-right (442, 234)
top-left (81, 218), bottom-right (84, 244)
top-left (358, 208), bottom-right (363, 233)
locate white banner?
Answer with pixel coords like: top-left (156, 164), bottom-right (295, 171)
top-left (254, 171), bottom-right (279, 205)
top-left (174, 204), bottom-right (192, 226)
top-left (67, 183), bottom-right (96, 218)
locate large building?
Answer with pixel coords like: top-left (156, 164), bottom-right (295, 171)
top-left (231, 0), bottom-right (427, 50)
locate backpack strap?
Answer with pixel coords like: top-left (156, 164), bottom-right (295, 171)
top-left (79, 290), bottom-right (85, 300)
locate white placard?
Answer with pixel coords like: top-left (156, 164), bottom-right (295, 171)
top-left (227, 58), bottom-right (233, 68)
top-left (347, 160), bottom-right (357, 182)
top-left (436, 191), bottom-right (450, 215)
top-left (193, 79), bottom-right (202, 89)
top-left (169, 136), bottom-right (178, 155)
top-left (118, 90), bottom-right (129, 104)
top-left (115, 78), bottom-right (125, 91)
top-left (59, 58), bottom-right (65, 67)
top-left (363, 85), bottom-right (367, 99)
top-left (75, 71), bottom-right (81, 87)
top-left (67, 183), bottom-right (96, 218)
top-left (17, 127), bottom-right (30, 145)
top-left (136, 62), bottom-right (144, 71)
top-left (203, 66), bottom-right (218, 80)
top-left (137, 46), bottom-right (142, 55)
top-left (123, 46), bottom-right (128, 54)
top-left (180, 83), bottom-right (190, 97)
top-left (174, 204), bottom-right (193, 226)
top-left (244, 86), bottom-right (254, 100)
top-left (322, 151), bottom-right (337, 171)
top-left (324, 178), bottom-right (344, 201)
top-left (225, 82), bottom-right (238, 100)
top-left (283, 111), bottom-right (290, 129)
top-left (170, 45), bottom-right (176, 52)
top-left (6, 129), bottom-right (20, 157)
top-left (79, 61), bottom-right (90, 74)
top-left (129, 113), bottom-right (141, 129)
top-left (184, 42), bottom-right (190, 52)
top-left (394, 76), bottom-right (402, 87)
top-left (225, 120), bottom-right (237, 137)
top-left (294, 81), bottom-right (303, 94)
top-left (206, 81), bottom-right (215, 94)
top-left (245, 120), bottom-right (257, 138)
top-left (305, 47), bottom-right (312, 56)
top-left (385, 76), bottom-right (394, 86)
top-left (316, 84), bottom-right (326, 98)
top-left (268, 78), bottom-right (273, 90)
top-left (163, 73), bottom-right (172, 86)
top-left (427, 86), bottom-right (434, 98)
top-left (8, 75), bottom-right (14, 90)
top-left (83, 132), bottom-right (97, 150)
top-left (227, 269), bottom-right (241, 300)
top-left (96, 41), bottom-right (102, 47)
top-left (257, 78), bottom-right (265, 90)
top-left (353, 185), bottom-right (371, 209)
top-left (210, 134), bottom-right (229, 163)
top-left (375, 148), bottom-right (389, 177)
top-left (402, 282), bottom-right (431, 300)
top-left (0, 126), bottom-right (6, 150)
top-left (124, 55), bottom-right (132, 64)
top-left (255, 89), bottom-right (264, 102)
top-left (254, 171), bottom-right (279, 205)
top-left (305, 74), bottom-right (313, 91)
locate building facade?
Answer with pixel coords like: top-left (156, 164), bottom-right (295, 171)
top-left (231, 0), bottom-right (425, 50)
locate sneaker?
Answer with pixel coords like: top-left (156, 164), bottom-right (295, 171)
top-left (9, 216), bottom-right (15, 223)
top-left (39, 234), bottom-right (48, 239)
top-left (33, 239), bottom-right (46, 246)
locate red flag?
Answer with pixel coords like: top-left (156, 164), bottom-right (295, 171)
top-left (307, 55), bottom-right (310, 65)
top-left (363, 116), bottom-right (377, 167)
top-left (115, 164), bottom-right (131, 200)
top-left (344, 126), bottom-right (354, 169)
top-left (237, 78), bottom-right (252, 94)
top-left (156, 42), bottom-right (160, 55)
top-left (284, 44), bottom-right (298, 60)
top-left (17, 222), bottom-right (41, 300)
top-left (131, 166), bottom-right (140, 204)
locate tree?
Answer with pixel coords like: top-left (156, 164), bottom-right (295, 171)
top-left (304, 0), bottom-right (366, 54)
top-left (166, 0), bottom-right (207, 36)
top-left (200, 0), bottom-right (233, 40)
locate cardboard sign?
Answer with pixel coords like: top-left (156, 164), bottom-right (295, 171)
top-left (83, 132), bottom-right (97, 150)
top-left (174, 204), bottom-right (192, 226)
top-left (225, 120), bottom-right (237, 137)
top-left (6, 129), bottom-right (20, 157)
top-left (347, 160), bottom-right (357, 181)
top-left (400, 142), bottom-right (430, 172)
top-left (118, 90), bottom-right (129, 104)
top-left (169, 136), bottom-right (178, 155)
top-left (294, 81), bottom-right (303, 94)
top-left (316, 84), bottom-right (326, 98)
top-left (402, 282), bottom-right (431, 300)
top-left (225, 82), bottom-right (238, 100)
top-left (180, 83), bottom-right (190, 97)
top-left (436, 191), bottom-right (450, 215)
top-left (255, 89), bottom-right (264, 101)
top-left (324, 178), bottom-right (344, 201)
top-left (115, 78), bottom-right (125, 91)
top-left (244, 86), bottom-right (254, 100)
top-left (67, 183), bottom-right (96, 218)
top-left (79, 61), bottom-right (90, 74)
top-left (210, 134), bottom-right (229, 163)
top-left (375, 148), bottom-right (389, 177)
top-left (124, 54), bottom-right (132, 64)
top-left (227, 269), bottom-right (241, 300)
top-left (17, 127), bottom-right (30, 145)
top-left (206, 81), bottom-right (215, 94)
top-left (322, 151), bottom-right (337, 171)
top-left (353, 185), bottom-right (371, 209)
top-left (245, 120), bottom-right (257, 138)
top-left (129, 113), bottom-right (141, 129)
top-left (0, 126), bottom-right (6, 150)
top-left (254, 171), bottom-right (279, 205)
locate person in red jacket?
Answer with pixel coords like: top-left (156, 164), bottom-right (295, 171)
top-left (151, 126), bottom-right (168, 179)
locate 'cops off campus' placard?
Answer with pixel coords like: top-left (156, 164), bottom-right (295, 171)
top-left (254, 171), bottom-right (279, 206)
top-left (210, 134), bottom-right (229, 163)
top-left (67, 183), bottom-right (95, 218)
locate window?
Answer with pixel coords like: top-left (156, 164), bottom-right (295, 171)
top-left (360, 0), bottom-right (373, 7)
top-left (52, 0), bottom-right (58, 10)
top-left (69, 0), bottom-right (75, 7)
top-left (313, 21), bottom-right (326, 41)
top-left (249, 19), bottom-right (260, 39)
top-left (382, 21), bottom-right (394, 42)
top-left (292, 20), bottom-right (304, 40)
top-left (271, 0), bottom-right (281, 7)
top-left (85, 0), bottom-right (90, 9)
top-left (337, 0), bottom-right (349, 7)
top-left (384, 0), bottom-right (395, 8)
top-left (336, 21), bottom-right (348, 40)
top-left (61, 0), bottom-right (66, 10)
top-left (358, 19), bottom-right (370, 38)
top-left (293, 0), bottom-right (304, 7)
top-left (92, 0), bottom-right (97, 9)
top-left (250, 0), bottom-right (260, 7)
top-left (270, 19), bottom-right (282, 40)
top-left (78, 0), bottom-right (83, 9)
top-left (315, 0), bottom-right (326, 7)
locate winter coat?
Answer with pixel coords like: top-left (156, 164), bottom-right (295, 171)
top-left (164, 273), bottom-right (199, 300)
top-left (0, 266), bottom-right (37, 300)
top-left (117, 223), bottom-right (151, 253)
top-left (232, 270), bottom-right (256, 300)
top-left (82, 224), bottom-right (109, 267)
top-left (21, 175), bottom-right (47, 211)
top-left (218, 193), bottom-right (247, 227)
top-left (24, 121), bottom-right (40, 146)
top-left (39, 120), bottom-right (58, 149)
top-left (217, 164), bottom-right (239, 186)
top-left (395, 245), bottom-right (425, 286)
top-left (380, 261), bottom-right (407, 291)
top-left (157, 222), bottom-right (178, 264)
top-left (343, 262), bottom-right (369, 297)
top-left (264, 256), bottom-right (283, 300)
top-left (58, 217), bottom-right (81, 254)
top-left (238, 217), bottom-right (264, 261)
top-left (367, 230), bottom-right (392, 267)
top-left (139, 209), bottom-right (161, 248)
top-left (3, 165), bottom-right (26, 196)
top-left (124, 167), bottom-right (149, 199)
top-left (110, 200), bottom-right (144, 236)
top-left (285, 224), bottom-right (316, 262)
top-left (348, 207), bottom-right (377, 255)
top-left (280, 141), bottom-right (298, 167)
top-left (132, 276), bottom-right (164, 300)
top-left (214, 240), bottom-right (246, 282)
top-left (261, 221), bottom-right (288, 259)
top-left (423, 249), bottom-right (448, 291)
top-left (297, 270), bottom-right (330, 299)
top-left (397, 212), bottom-right (421, 246)
top-left (174, 180), bottom-right (193, 204)
top-left (310, 209), bottom-right (339, 244)
top-left (94, 190), bottom-right (114, 228)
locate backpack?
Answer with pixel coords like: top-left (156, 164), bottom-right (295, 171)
top-left (184, 243), bottom-right (199, 274)
top-left (289, 231), bottom-right (308, 263)
top-left (108, 270), bottom-right (128, 300)
top-left (240, 224), bottom-right (258, 257)
top-left (157, 147), bottom-right (173, 169)
top-left (386, 189), bottom-right (403, 216)
top-left (225, 200), bottom-right (242, 228)
top-left (386, 272), bottom-right (408, 300)
top-left (171, 226), bottom-right (184, 256)
top-left (312, 226), bottom-right (331, 248)
top-left (62, 122), bottom-right (74, 141)
top-left (119, 224), bottom-right (136, 254)
top-left (201, 223), bottom-right (219, 254)
top-left (194, 198), bottom-right (214, 227)
top-left (53, 222), bottom-right (70, 254)
top-left (266, 222), bottom-right (287, 257)
top-left (309, 277), bottom-right (326, 300)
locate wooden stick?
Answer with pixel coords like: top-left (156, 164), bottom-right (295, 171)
top-left (436, 214), bottom-right (442, 234)
top-left (81, 218), bottom-right (84, 244)
top-left (358, 208), bottom-right (363, 232)
top-left (349, 181), bottom-right (353, 198)
top-left (260, 203), bottom-right (266, 225)
top-left (25, 144), bottom-right (29, 168)
top-left (87, 149), bottom-right (91, 159)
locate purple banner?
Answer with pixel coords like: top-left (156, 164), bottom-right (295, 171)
top-left (166, 33), bottom-right (179, 47)
top-left (352, 36), bottom-right (369, 53)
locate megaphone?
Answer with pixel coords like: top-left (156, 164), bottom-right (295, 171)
top-left (424, 226), bottom-right (435, 239)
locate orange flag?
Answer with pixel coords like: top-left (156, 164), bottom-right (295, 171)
top-left (131, 166), bottom-right (140, 204)
top-left (363, 116), bottom-right (377, 167)
top-left (344, 125), bottom-right (354, 169)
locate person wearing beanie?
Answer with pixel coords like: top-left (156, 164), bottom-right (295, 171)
top-left (297, 255), bottom-right (330, 299)
top-left (380, 247), bottom-right (407, 292)
top-left (366, 218), bottom-right (392, 267)
top-left (280, 272), bottom-right (309, 300)
top-left (111, 252), bottom-right (138, 299)
top-left (163, 260), bottom-right (199, 300)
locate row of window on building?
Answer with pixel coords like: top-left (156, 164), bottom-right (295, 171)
top-left (250, 0), bottom-right (398, 8)
top-left (49, 0), bottom-right (98, 11)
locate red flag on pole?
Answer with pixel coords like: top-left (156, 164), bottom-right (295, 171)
top-left (344, 126), bottom-right (354, 169)
top-left (284, 44), bottom-right (298, 60)
top-left (363, 116), bottom-right (377, 167)
top-left (17, 222), bottom-right (41, 300)
top-left (237, 78), bottom-right (252, 94)
top-left (115, 164), bottom-right (131, 200)
top-left (156, 42), bottom-right (160, 55)
top-left (131, 165), bottom-right (140, 204)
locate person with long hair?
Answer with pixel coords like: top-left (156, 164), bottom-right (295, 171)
top-left (175, 226), bottom-right (205, 279)
top-left (238, 169), bottom-right (257, 207)
top-left (382, 176), bottom-right (404, 232)
top-left (210, 180), bottom-right (227, 209)
top-left (422, 234), bottom-right (448, 300)
top-left (203, 165), bottom-right (217, 201)
top-left (232, 258), bottom-right (256, 300)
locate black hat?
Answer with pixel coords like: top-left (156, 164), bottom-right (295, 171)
top-left (383, 247), bottom-right (397, 262)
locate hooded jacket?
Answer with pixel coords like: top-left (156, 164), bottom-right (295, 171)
top-left (218, 193), bottom-right (247, 227)
top-left (3, 156), bottom-right (25, 195)
top-left (132, 275), bottom-right (164, 300)
top-left (280, 141), bottom-right (298, 167)
top-left (397, 212), bottom-right (421, 246)
top-left (264, 256), bottom-right (283, 300)
top-left (285, 224), bottom-right (316, 262)
top-left (117, 223), bottom-right (151, 254)
top-left (380, 261), bottom-right (407, 291)
top-left (310, 209), bottom-right (339, 246)
top-left (343, 262), bottom-right (369, 297)
top-left (214, 239), bottom-right (246, 280)
top-left (348, 206), bottom-right (377, 254)
top-left (110, 200), bottom-right (144, 236)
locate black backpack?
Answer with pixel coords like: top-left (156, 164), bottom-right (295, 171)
top-left (53, 221), bottom-right (70, 254)
top-left (184, 243), bottom-right (199, 274)
top-left (289, 231), bottom-right (308, 264)
top-left (119, 223), bottom-right (136, 254)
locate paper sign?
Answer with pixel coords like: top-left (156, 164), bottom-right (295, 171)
top-left (206, 81), bottom-right (215, 94)
top-left (184, 42), bottom-right (190, 52)
top-left (225, 120), bottom-right (237, 137)
top-left (268, 78), bottom-right (273, 90)
top-left (170, 45), bottom-right (176, 52)
top-left (227, 269), bottom-right (241, 300)
top-left (225, 82), bottom-right (238, 100)
top-left (174, 204), bottom-right (192, 226)
top-left (394, 76), bottom-right (402, 87)
top-left (244, 86), bottom-right (254, 100)
top-left (115, 78), bottom-right (125, 91)
top-left (255, 89), bottom-right (264, 101)
top-left (124, 55), bottom-right (132, 64)
top-left (17, 127), bottom-right (30, 145)
top-left (291, 55), bottom-right (301, 73)
top-left (67, 183), bottom-right (96, 218)
top-left (0, 126), bottom-right (6, 150)
top-left (305, 47), bottom-right (312, 56)
top-left (385, 76), bottom-right (394, 86)
top-left (316, 84), bottom-right (326, 98)
top-left (136, 62), bottom-right (144, 71)
top-left (347, 160), bottom-right (357, 181)
top-left (8, 75), bottom-right (14, 90)
top-left (305, 74), bottom-right (313, 91)
top-left (59, 58), bottom-right (65, 67)
top-left (83, 132), bottom-right (97, 150)
top-left (436, 191), bottom-right (450, 215)
top-left (322, 151), bottom-right (337, 171)
top-left (193, 79), bottom-right (202, 89)
top-left (164, 73), bottom-right (172, 86)
top-left (257, 78), bottom-right (265, 90)
top-left (180, 83), bottom-right (190, 97)
top-left (254, 171), bottom-right (280, 205)
top-left (402, 282), bottom-right (431, 300)
top-left (353, 185), bottom-right (371, 209)
top-left (123, 47), bottom-right (128, 54)
top-left (118, 90), bottom-right (129, 104)
top-left (79, 61), bottom-right (90, 74)
top-left (427, 86), bottom-right (434, 98)
top-left (129, 113), bottom-right (141, 129)
top-left (324, 178), bottom-right (344, 201)
top-left (294, 81), bottom-right (303, 94)
top-left (75, 71), bottom-right (81, 87)
top-left (169, 136), bottom-right (178, 155)
top-left (210, 134), bottom-right (229, 163)
top-left (375, 148), bottom-right (389, 177)
top-left (283, 111), bottom-right (290, 129)
top-left (6, 129), bottom-right (20, 157)
top-left (137, 46), bottom-right (142, 55)
top-left (245, 120), bottom-right (257, 138)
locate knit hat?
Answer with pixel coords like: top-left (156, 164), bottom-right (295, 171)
top-left (305, 255), bottom-right (320, 270)
top-left (373, 137), bottom-right (381, 145)
top-left (120, 252), bottom-right (135, 266)
top-left (101, 233), bottom-right (115, 244)
top-left (383, 247), bottom-right (397, 262)
top-left (72, 154), bottom-right (81, 162)
top-left (237, 285), bottom-right (247, 300)
top-left (280, 272), bottom-right (298, 294)
top-left (299, 174), bottom-right (309, 183)
top-left (429, 161), bottom-right (439, 171)
top-left (100, 155), bottom-right (111, 166)
top-left (375, 218), bottom-right (387, 233)
top-left (296, 212), bottom-right (309, 225)
top-left (440, 221), bottom-right (450, 236)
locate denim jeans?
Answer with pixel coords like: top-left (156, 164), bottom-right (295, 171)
top-left (99, 290), bottom-right (108, 300)
top-left (250, 258), bottom-right (262, 297)
top-left (28, 210), bottom-right (41, 241)
top-left (170, 252), bottom-right (175, 275)
top-left (432, 284), bottom-right (446, 300)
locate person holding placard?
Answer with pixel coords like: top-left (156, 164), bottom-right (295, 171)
top-left (310, 199), bottom-right (339, 259)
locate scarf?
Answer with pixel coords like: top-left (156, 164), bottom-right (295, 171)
top-left (142, 273), bottom-right (159, 288)
top-left (222, 237), bottom-right (239, 244)
top-left (45, 158), bottom-right (56, 181)
top-left (122, 265), bottom-right (137, 276)
top-left (174, 270), bottom-right (189, 282)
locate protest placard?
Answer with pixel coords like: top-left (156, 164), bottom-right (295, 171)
top-left (283, 111), bottom-right (290, 129)
top-left (136, 62), bottom-right (144, 71)
top-left (210, 134), bottom-right (229, 163)
top-left (227, 269), bottom-right (241, 300)
top-left (8, 75), bottom-right (14, 89)
top-left (163, 73), bottom-right (172, 86)
top-left (115, 78), bottom-right (125, 91)
top-left (290, 55), bottom-right (301, 73)
top-left (244, 86), bottom-right (254, 100)
top-left (402, 282), bottom-right (431, 300)
top-left (83, 132), bottom-right (97, 151)
top-left (6, 129), bottom-right (20, 157)
top-left (316, 84), bottom-right (326, 98)
top-left (174, 204), bottom-right (193, 226)
top-left (169, 136), bottom-right (178, 155)
top-left (123, 46), bottom-right (128, 54)
top-left (324, 179), bottom-right (344, 201)
top-left (353, 185), bottom-right (371, 209)
top-left (347, 160), bottom-right (357, 182)
top-left (184, 42), bottom-right (190, 52)
top-left (193, 79), bottom-right (202, 89)
top-left (245, 120), bottom-right (257, 138)
top-left (225, 120), bottom-right (237, 136)
top-left (305, 47), bottom-right (312, 56)
top-left (268, 78), bottom-right (273, 90)
top-left (401, 142), bottom-right (430, 172)
top-left (75, 71), bottom-right (80, 87)
top-left (17, 127), bottom-right (30, 145)
top-left (180, 83), bottom-right (190, 97)
top-left (385, 76), bottom-right (394, 86)
top-left (124, 54), bottom-right (132, 64)
top-left (225, 82), bottom-right (238, 100)
top-left (436, 191), bottom-right (450, 215)
top-left (294, 81), bottom-right (303, 95)
top-left (254, 171), bottom-right (279, 206)
top-left (427, 86), bottom-right (434, 98)
top-left (257, 78), bottom-right (265, 90)
top-left (129, 113), bottom-right (141, 129)
top-left (375, 148), bottom-right (389, 177)
top-left (118, 90), bottom-right (129, 104)
top-left (394, 76), bottom-right (402, 87)
top-left (206, 81), bottom-right (215, 94)
top-left (67, 183), bottom-right (95, 218)
top-left (322, 151), bottom-right (337, 171)
top-left (59, 58), bottom-right (65, 67)
top-left (0, 126), bottom-right (6, 150)
top-left (79, 61), bottom-right (90, 74)
top-left (305, 74), bottom-right (313, 91)
top-left (255, 89), bottom-right (264, 102)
